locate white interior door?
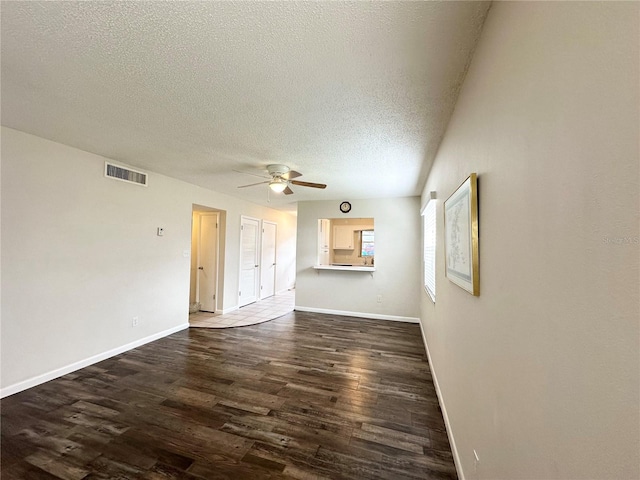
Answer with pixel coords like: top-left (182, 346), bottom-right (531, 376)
top-left (239, 216), bottom-right (260, 307)
top-left (260, 221), bottom-right (277, 299)
top-left (198, 213), bottom-right (218, 312)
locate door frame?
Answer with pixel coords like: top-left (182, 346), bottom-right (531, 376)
top-left (189, 205), bottom-right (225, 316)
top-left (196, 212), bottom-right (219, 312)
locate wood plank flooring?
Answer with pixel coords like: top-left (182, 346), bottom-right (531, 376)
top-left (1, 311), bottom-right (457, 479)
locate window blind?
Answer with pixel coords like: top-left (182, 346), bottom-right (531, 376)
top-left (423, 200), bottom-right (436, 301)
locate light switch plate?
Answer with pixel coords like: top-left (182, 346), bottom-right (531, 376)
top-left (157, 227), bottom-right (164, 236)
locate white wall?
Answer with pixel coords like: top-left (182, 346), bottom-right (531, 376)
top-left (296, 197), bottom-right (420, 321)
top-left (420, 3), bottom-right (639, 479)
top-left (0, 127), bottom-right (296, 394)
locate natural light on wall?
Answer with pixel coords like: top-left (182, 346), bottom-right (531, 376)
top-left (422, 195), bottom-right (436, 302)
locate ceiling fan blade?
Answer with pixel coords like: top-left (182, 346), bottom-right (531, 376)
top-left (283, 186), bottom-right (294, 195)
top-left (237, 180), bottom-right (270, 188)
top-left (282, 170), bottom-right (302, 180)
top-left (290, 180), bottom-right (327, 189)
top-left (233, 169), bottom-right (270, 180)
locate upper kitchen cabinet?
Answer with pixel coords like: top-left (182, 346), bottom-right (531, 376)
top-left (333, 225), bottom-right (355, 250)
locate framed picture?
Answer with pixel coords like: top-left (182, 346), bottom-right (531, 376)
top-left (444, 173), bottom-right (479, 296)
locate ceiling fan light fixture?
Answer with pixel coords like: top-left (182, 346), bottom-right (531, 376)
top-left (269, 178), bottom-right (287, 193)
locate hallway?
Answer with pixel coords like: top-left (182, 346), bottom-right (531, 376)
top-left (189, 289), bottom-right (295, 329)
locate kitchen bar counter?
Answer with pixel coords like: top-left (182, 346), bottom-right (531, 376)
top-left (313, 264), bottom-right (375, 272)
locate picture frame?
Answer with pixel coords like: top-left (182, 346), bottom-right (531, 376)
top-left (444, 173), bottom-right (479, 296)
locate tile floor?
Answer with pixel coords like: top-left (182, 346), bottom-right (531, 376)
top-left (189, 289), bottom-right (295, 329)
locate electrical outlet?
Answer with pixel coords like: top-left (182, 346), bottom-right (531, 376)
top-left (157, 227), bottom-right (164, 236)
top-left (376, 295), bottom-right (382, 303)
top-left (132, 316), bottom-right (139, 327)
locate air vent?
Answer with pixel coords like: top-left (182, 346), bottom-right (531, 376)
top-left (104, 162), bottom-right (148, 186)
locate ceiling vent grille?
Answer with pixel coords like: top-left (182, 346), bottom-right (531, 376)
top-left (104, 162), bottom-right (148, 186)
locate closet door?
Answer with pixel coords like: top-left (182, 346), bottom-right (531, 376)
top-left (260, 221), bottom-right (277, 299)
top-left (239, 216), bottom-right (260, 307)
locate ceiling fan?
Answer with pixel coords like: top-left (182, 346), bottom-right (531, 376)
top-left (237, 164), bottom-right (327, 195)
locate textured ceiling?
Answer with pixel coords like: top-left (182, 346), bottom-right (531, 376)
top-left (1, 1), bottom-right (490, 212)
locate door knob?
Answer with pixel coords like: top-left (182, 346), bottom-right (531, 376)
top-left (198, 267), bottom-right (204, 270)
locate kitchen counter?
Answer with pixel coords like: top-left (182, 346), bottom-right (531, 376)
top-left (313, 264), bottom-right (375, 272)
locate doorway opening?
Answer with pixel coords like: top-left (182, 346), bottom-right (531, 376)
top-left (190, 205), bottom-right (225, 314)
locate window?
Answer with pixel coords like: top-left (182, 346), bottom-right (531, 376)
top-left (423, 200), bottom-right (436, 301)
top-left (360, 230), bottom-right (375, 257)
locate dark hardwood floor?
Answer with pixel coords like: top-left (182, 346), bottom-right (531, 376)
top-left (1, 311), bottom-right (456, 479)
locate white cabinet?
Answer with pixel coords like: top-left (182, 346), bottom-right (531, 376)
top-left (318, 219), bottom-right (331, 264)
top-left (333, 225), bottom-right (354, 250)
top-left (319, 219), bottom-right (330, 249)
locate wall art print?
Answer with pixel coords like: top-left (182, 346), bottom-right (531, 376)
top-left (444, 173), bottom-right (479, 296)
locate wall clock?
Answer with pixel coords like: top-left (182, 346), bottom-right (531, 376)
top-left (339, 201), bottom-right (351, 213)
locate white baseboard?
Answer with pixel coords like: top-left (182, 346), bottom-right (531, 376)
top-left (0, 323), bottom-right (189, 399)
top-left (294, 305), bottom-right (419, 323)
top-left (418, 320), bottom-right (464, 480)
